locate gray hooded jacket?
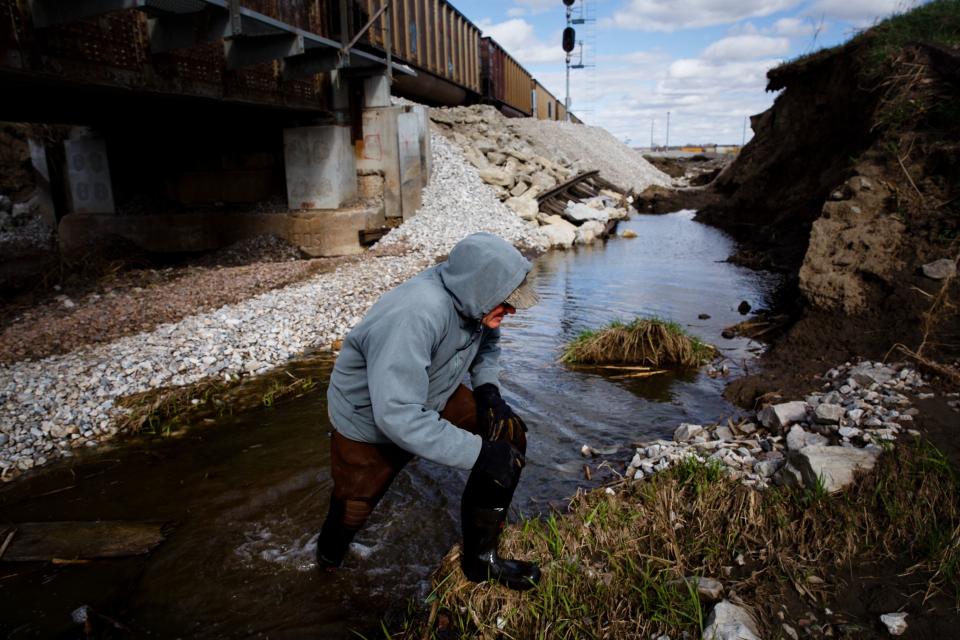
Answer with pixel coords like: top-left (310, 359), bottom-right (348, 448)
top-left (327, 233), bottom-right (532, 470)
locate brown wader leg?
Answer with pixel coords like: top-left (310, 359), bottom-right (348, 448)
top-left (317, 385), bottom-right (491, 569)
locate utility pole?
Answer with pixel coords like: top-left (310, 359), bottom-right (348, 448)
top-left (665, 111), bottom-right (670, 149)
top-left (741, 116), bottom-right (747, 146)
top-left (563, 1), bottom-right (574, 120)
top-left (650, 119), bottom-right (654, 149)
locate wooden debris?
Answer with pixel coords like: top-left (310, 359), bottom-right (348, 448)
top-left (537, 170), bottom-right (630, 224)
top-left (721, 314), bottom-right (789, 340)
top-left (1, 521), bottom-right (167, 562)
top-left (610, 370), bottom-right (668, 379)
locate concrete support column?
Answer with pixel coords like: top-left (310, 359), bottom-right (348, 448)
top-left (363, 74), bottom-right (391, 108)
top-left (64, 132), bottom-right (115, 214)
top-left (283, 125), bottom-right (357, 210)
top-left (357, 106), bottom-right (402, 219)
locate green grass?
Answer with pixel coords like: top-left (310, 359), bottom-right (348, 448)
top-left (861, 0), bottom-right (960, 77)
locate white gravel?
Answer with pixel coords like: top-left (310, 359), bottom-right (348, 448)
top-left (509, 119), bottom-right (672, 194)
top-left (376, 133), bottom-right (547, 256)
top-left (0, 130), bottom-right (547, 481)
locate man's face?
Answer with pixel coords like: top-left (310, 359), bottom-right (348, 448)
top-left (481, 303), bottom-right (516, 329)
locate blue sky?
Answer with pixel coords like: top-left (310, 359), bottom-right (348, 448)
top-left (449, 0), bottom-right (925, 145)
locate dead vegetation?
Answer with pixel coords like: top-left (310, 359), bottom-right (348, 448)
top-left (393, 443), bottom-right (959, 639)
top-left (561, 318), bottom-right (716, 369)
top-left (115, 356), bottom-right (329, 436)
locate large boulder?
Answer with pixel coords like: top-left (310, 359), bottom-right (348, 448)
top-left (540, 215), bottom-right (577, 249)
top-left (788, 444), bottom-right (881, 493)
top-left (564, 201), bottom-right (609, 224)
top-left (478, 167), bottom-right (514, 188)
top-left (505, 196), bottom-right (539, 221)
top-left (575, 220), bottom-right (606, 245)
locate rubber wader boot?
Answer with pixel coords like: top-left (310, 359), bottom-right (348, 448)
top-left (316, 498), bottom-right (359, 569)
top-left (460, 506), bottom-right (540, 590)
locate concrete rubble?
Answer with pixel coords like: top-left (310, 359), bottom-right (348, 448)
top-left (429, 105), bottom-right (669, 250)
top-left (625, 361), bottom-right (931, 492)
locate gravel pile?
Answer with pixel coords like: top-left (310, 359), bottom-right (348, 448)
top-left (192, 234), bottom-right (304, 268)
top-left (376, 133), bottom-right (547, 256)
top-left (509, 119), bottom-right (672, 194)
top-left (614, 361), bottom-right (930, 492)
top-left (0, 130), bottom-right (549, 481)
top-left (0, 258), bottom-right (347, 365)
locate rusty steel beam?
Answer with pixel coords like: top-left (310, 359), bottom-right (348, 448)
top-left (148, 7), bottom-right (229, 53)
top-left (29, 0), bottom-right (210, 27)
top-left (225, 32), bottom-right (304, 70)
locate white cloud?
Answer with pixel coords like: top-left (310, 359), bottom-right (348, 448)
top-left (477, 18), bottom-right (566, 64)
top-left (511, 0), bottom-right (562, 16)
top-left (806, 0), bottom-right (920, 25)
top-left (530, 42), bottom-right (780, 145)
top-left (703, 34), bottom-right (790, 60)
top-left (604, 0), bottom-right (801, 31)
top-left (772, 16), bottom-right (821, 37)
top-left (506, 7), bottom-right (526, 17)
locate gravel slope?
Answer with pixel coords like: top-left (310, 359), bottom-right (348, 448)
top-left (509, 119), bottom-right (672, 193)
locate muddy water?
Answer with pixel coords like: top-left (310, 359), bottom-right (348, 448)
top-left (0, 211), bottom-right (779, 638)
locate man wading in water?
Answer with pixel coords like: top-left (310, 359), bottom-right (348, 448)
top-left (317, 232), bottom-right (541, 590)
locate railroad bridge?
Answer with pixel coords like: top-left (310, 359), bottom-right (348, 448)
top-left (1, 0), bottom-right (569, 256)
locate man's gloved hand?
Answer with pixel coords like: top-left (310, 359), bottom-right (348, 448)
top-left (473, 439), bottom-right (525, 488)
top-left (474, 383), bottom-right (527, 438)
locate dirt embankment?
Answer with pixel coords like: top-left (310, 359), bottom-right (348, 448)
top-left (695, 7), bottom-right (960, 406)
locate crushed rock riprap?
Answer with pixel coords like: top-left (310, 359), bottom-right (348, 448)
top-left (612, 361), bottom-right (931, 492)
top-left (375, 132), bottom-right (547, 256)
top-left (0, 132), bottom-right (550, 482)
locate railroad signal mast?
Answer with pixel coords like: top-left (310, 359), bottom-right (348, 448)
top-left (562, 0), bottom-right (594, 122)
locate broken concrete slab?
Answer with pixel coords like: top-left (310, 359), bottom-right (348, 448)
top-left (788, 444), bottom-right (881, 493)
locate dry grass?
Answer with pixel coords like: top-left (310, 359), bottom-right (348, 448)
top-left (561, 318), bottom-right (716, 369)
top-left (390, 443), bottom-right (959, 639)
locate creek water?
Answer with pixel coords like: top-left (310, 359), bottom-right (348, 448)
top-left (0, 211), bottom-right (779, 638)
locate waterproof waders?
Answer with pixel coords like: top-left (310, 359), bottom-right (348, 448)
top-left (317, 384), bottom-right (540, 590)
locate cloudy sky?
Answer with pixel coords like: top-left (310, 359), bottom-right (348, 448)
top-left (450, 0), bottom-right (925, 145)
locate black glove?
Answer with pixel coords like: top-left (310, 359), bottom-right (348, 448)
top-left (473, 439), bottom-right (525, 488)
top-left (474, 384), bottom-right (527, 437)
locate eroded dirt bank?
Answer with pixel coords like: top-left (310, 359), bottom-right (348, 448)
top-left (693, 5), bottom-right (960, 408)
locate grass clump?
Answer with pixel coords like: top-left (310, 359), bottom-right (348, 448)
top-left (861, 0), bottom-right (960, 76)
top-left (392, 443), bottom-right (959, 639)
top-left (561, 317), bottom-right (716, 368)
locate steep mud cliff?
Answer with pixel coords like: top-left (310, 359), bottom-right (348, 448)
top-left (698, 3), bottom-right (960, 402)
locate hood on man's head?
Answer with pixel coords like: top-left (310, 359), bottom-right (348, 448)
top-left (437, 233), bottom-right (533, 320)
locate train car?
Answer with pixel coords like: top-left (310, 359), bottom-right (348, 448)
top-left (532, 79), bottom-right (573, 122)
top-left (349, 0), bottom-right (481, 106)
top-left (479, 37), bottom-right (533, 117)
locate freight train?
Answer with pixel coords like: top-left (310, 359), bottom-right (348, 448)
top-left (333, 0), bottom-right (576, 120)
